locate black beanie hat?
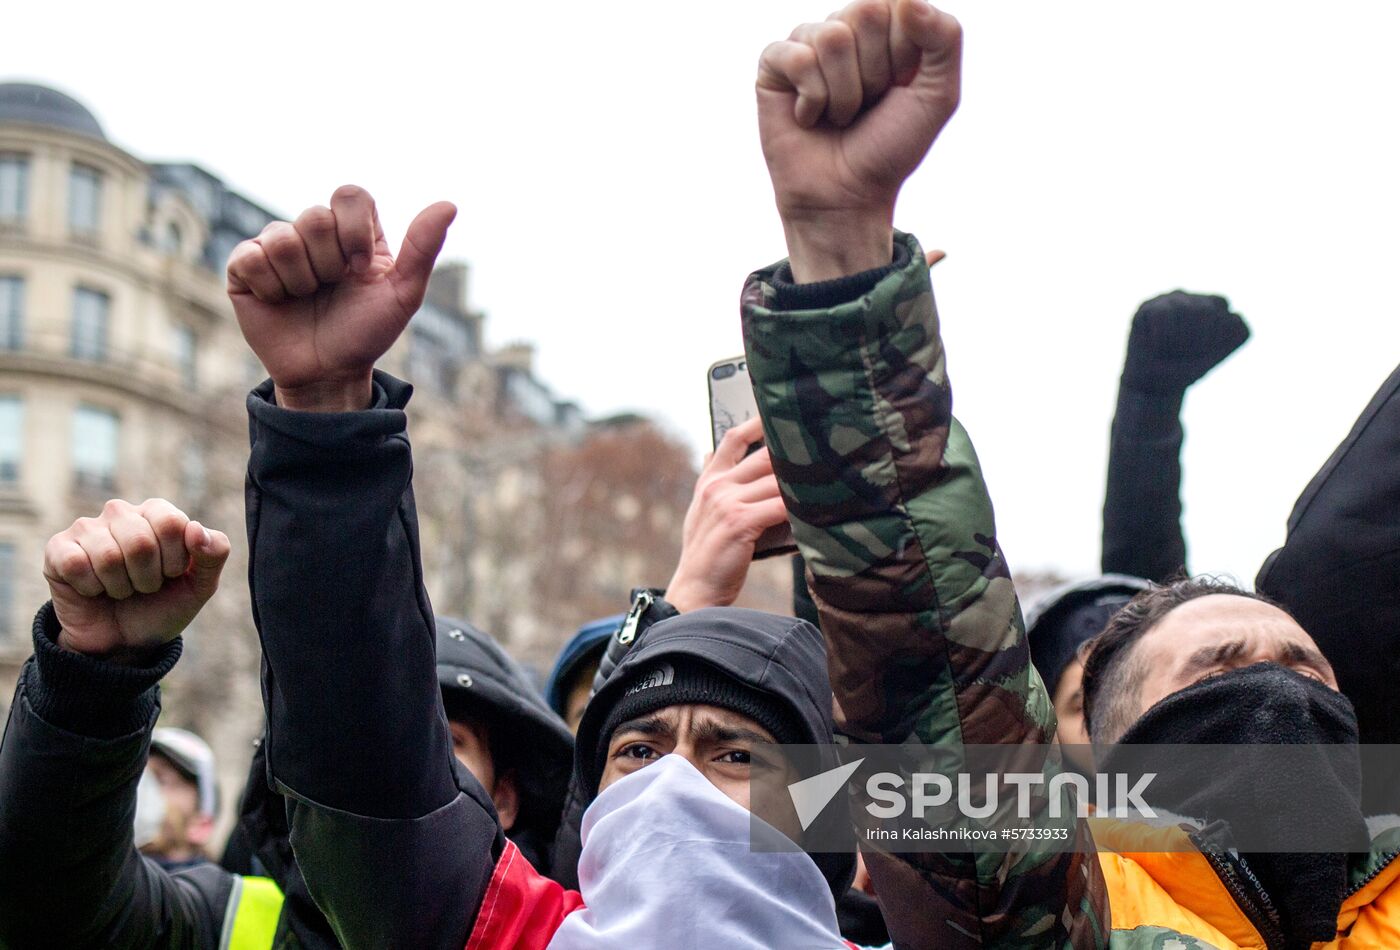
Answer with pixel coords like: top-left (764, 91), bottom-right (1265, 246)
top-left (1025, 576), bottom-right (1149, 695)
top-left (590, 656), bottom-right (807, 795)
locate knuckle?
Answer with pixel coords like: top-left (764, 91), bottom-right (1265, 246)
top-left (331, 184), bottom-right (367, 204)
top-left (59, 551), bottom-right (92, 579)
top-left (227, 240), bottom-right (262, 270)
top-left (150, 514), bottom-right (186, 540)
top-left (90, 546), bottom-right (126, 575)
top-left (850, 0), bottom-right (888, 27)
top-left (260, 228), bottom-right (301, 263)
top-left (297, 205), bottom-right (336, 234)
top-left (698, 479), bottom-right (726, 506)
top-left (123, 532), bottom-right (158, 559)
top-left (102, 498), bottom-right (131, 518)
top-left (814, 21), bottom-right (854, 54)
top-left (258, 220), bottom-right (294, 241)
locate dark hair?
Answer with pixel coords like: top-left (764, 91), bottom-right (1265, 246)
top-left (1080, 575), bottom-right (1282, 744)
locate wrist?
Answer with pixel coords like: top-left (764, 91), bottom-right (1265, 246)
top-left (55, 628), bottom-right (161, 667)
top-left (273, 374), bottom-right (374, 412)
top-left (664, 574), bottom-right (705, 613)
top-left (780, 212), bottom-right (894, 284)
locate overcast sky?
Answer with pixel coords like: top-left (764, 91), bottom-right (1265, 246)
top-left (9, 1), bottom-right (1399, 582)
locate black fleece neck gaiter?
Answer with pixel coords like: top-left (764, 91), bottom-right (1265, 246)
top-left (1103, 663), bottom-right (1367, 949)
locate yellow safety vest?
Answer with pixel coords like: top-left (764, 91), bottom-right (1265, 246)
top-left (219, 875), bottom-right (285, 950)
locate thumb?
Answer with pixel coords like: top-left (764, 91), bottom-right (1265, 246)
top-left (391, 201), bottom-right (457, 303)
top-left (183, 521), bottom-right (230, 600)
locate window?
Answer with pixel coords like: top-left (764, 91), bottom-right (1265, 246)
top-left (0, 276), bottom-right (21, 349)
top-left (71, 287), bottom-right (109, 361)
top-left (68, 164), bottom-right (102, 235)
top-left (171, 323), bottom-right (197, 388)
top-left (0, 155), bottom-right (28, 222)
top-left (72, 405), bottom-right (118, 491)
top-left (0, 542), bottom-right (14, 642)
top-left (0, 396), bottom-right (21, 484)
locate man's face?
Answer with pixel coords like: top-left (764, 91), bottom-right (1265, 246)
top-left (1051, 657), bottom-right (1093, 775)
top-left (141, 753), bottom-right (211, 861)
top-left (600, 703), bottom-right (785, 813)
top-left (1130, 594), bottom-right (1339, 719)
top-left (449, 718), bottom-right (519, 831)
top-left (564, 656), bottom-right (601, 734)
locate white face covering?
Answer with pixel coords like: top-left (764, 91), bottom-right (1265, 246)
top-left (133, 767), bottom-right (166, 849)
top-left (547, 754), bottom-right (849, 950)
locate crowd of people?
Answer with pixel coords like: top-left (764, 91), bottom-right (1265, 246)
top-left (2, 1), bottom-right (1398, 948)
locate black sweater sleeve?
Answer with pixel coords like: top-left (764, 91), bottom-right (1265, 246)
top-left (0, 605), bottom-right (233, 949)
top-left (1100, 386), bottom-right (1189, 582)
top-left (245, 371), bottom-right (502, 949)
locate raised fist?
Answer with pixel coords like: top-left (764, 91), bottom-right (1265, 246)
top-left (44, 499), bottom-right (231, 658)
top-left (758, 0), bottom-right (962, 281)
top-left (1121, 291), bottom-right (1252, 395)
top-left (227, 185), bottom-right (456, 411)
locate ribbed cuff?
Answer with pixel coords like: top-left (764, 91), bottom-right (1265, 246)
top-left (768, 242), bottom-right (910, 311)
top-left (26, 601), bottom-right (182, 739)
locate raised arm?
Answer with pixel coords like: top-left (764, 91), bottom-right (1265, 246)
top-left (230, 188), bottom-right (502, 948)
top-left (1101, 291), bottom-right (1249, 581)
top-left (745, 2), bottom-right (1105, 946)
top-left (0, 501), bottom-right (253, 949)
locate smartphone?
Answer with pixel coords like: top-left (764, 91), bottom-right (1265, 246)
top-left (707, 356), bottom-right (798, 560)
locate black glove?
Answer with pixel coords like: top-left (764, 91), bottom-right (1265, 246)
top-left (1119, 291), bottom-right (1251, 395)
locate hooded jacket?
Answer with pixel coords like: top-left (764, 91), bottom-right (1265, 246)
top-left (741, 232), bottom-right (1400, 948)
top-left (435, 615), bottom-right (574, 871)
top-left (0, 607), bottom-right (289, 949)
top-left (544, 614), bottom-right (622, 719)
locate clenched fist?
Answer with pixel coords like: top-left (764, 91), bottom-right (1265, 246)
top-left (758, 0), bottom-right (961, 281)
top-left (227, 185), bottom-right (456, 412)
top-left (44, 499), bottom-right (230, 659)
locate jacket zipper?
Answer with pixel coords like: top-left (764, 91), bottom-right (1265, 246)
top-left (617, 589), bottom-right (654, 645)
top-left (1202, 850), bottom-right (1284, 950)
top-left (1344, 848), bottom-right (1400, 899)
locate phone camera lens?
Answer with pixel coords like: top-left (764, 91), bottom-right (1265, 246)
top-left (711, 364), bottom-right (737, 380)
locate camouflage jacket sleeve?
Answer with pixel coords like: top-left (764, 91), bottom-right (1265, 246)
top-left (741, 232), bottom-right (1108, 949)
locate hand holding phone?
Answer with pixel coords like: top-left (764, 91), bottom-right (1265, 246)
top-left (706, 357), bottom-right (797, 560)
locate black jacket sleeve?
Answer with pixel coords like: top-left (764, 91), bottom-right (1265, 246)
top-left (1256, 363), bottom-right (1400, 812)
top-left (0, 604), bottom-right (233, 949)
top-left (1100, 386), bottom-right (1189, 581)
top-left (245, 372), bottom-right (503, 950)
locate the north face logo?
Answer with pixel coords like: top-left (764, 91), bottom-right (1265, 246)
top-left (625, 663), bottom-right (675, 695)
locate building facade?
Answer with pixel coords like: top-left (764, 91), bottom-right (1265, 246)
top-left (0, 82), bottom-right (730, 833)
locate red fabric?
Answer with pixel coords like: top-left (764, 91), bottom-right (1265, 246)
top-left (463, 840), bottom-right (863, 949)
top-left (463, 841), bottom-right (585, 950)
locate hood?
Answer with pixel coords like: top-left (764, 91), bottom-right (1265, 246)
top-left (572, 606), bottom-right (853, 897)
top-left (435, 616), bottom-right (574, 865)
top-left (545, 614), bottom-right (623, 717)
